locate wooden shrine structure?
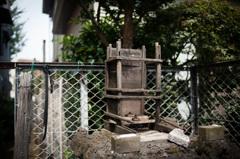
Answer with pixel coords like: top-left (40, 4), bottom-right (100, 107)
top-left (104, 40), bottom-right (163, 133)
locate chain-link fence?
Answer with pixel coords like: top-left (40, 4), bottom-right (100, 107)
top-left (12, 61), bottom-right (240, 158)
top-left (197, 62), bottom-right (240, 146)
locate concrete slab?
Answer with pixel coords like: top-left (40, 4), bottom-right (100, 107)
top-left (138, 130), bottom-right (169, 143)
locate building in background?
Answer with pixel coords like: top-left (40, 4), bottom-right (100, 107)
top-left (0, 0), bottom-right (13, 97)
top-left (43, 0), bottom-right (86, 62)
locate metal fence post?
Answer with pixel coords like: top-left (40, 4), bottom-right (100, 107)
top-left (80, 72), bottom-right (88, 131)
top-left (190, 67), bottom-right (198, 135)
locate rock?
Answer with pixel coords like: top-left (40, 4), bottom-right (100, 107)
top-left (168, 128), bottom-right (190, 148)
top-left (162, 152), bottom-right (168, 157)
top-left (69, 128), bottom-right (113, 159)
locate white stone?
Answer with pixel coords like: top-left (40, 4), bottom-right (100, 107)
top-left (168, 128), bottom-right (190, 148)
top-left (116, 133), bottom-right (137, 139)
top-left (139, 130), bottom-right (169, 142)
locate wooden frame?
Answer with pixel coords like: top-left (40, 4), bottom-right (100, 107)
top-left (104, 40), bottom-right (162, 133)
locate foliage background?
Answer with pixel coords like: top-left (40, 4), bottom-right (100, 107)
top-left (9, 0), bottom-right (25, 59)
top-left (60, 0), bottom-right (240, 66)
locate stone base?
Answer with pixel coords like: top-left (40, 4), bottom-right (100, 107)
top-left (139, 130), bottom-right (169, 143)
top-left (111, 134), bottom-right (140, 153)
top-left (199, 125), bottom-right (224, 141)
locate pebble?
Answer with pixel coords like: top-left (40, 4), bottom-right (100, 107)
top-left (162, 152), bottom-right (168, 157)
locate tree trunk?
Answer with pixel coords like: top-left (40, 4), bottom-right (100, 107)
top-left (122, 2), bottom-right (134, 49)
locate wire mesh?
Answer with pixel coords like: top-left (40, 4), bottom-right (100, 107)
top-left (13, 63), bottom-right (240, 158)
top-left (198, 65), bottom-right (240, 146)
top-left (145, 70), bottom-right (192, 134)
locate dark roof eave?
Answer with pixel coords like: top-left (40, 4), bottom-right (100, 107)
top-left (0, 6), bottom-right (13, 25)
top-left (42, 0), bottom-right (54, 16)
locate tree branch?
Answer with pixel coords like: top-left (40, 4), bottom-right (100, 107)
top-left (101, 2), bottom-right (123, 32)
top-left (78, 0), bottom-right (109, 47)
top-left (97, 1), bottom-right (101, 23)
top-left (133, 14), bottom-right (143, 33)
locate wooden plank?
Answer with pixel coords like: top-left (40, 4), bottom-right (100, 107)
top-left (155, 42), bottom-right (161, 59)
top-left (105, 111), bottom-right (155, 125)
top-left (142, 45), bottom-right (146, 58)
top-left (14, 72), bottom-right (32, 159)
top-left (131, 119), bottom-right (155, 124)
top-left (104, 120), bottom-right (111, 131)
top-left (155, 123), bottom-right (175, 133)
top-left (141, 46), bottom-right (146, 116)
top-left (105, 112), bottom-right (134, 124)
top-left (109, 44), bottom-right (112, 58)
top-left (120, 99), bottom-right (142, 116)
top-left (105, 94), bottom-right (162, 99)
top-left (158, 117), bottom-right (183, 130)
top-left (110, 48), bottom-right (143, 58)
top-left (144, 110), bottom-right (183, 130)
top-left (104, 120), bottom-right (116, 132)
top-left (156, 63), bottom-right (161, 89)
top-left (120, 49), bottom-right (142, 58)
top-left (116, 60), bottom-right (122, 91)
top-left (104, 63), bottom-right (109, 95)
top-left (106, 88), bottom-right (162, 93)
top-left (107, 46), bottom-right (109, 60)
top-left (155, 99), bottom-right (161, 124)
top-left (115, 125), bottom-right (136, 134)
top-left (116, 39), bottom-right (121, 56)
top-left (155, 43), bottom-right (162, 125)
top-left (121, 61), bottom-right (142, 89)
top-left (105, 57), bottom-right (163, 63)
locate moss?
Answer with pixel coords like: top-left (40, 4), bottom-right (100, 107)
top-left (169, 146), bottom-right (179, 153)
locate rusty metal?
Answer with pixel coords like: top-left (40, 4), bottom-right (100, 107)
top-left (132, 115), bottom-right (140, 121)
top-left (0, 61), bottom-right (104, 71)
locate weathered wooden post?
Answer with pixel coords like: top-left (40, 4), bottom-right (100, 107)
top-left (14, 72), bottom-right (32, 159)
top-left (155, 42), bottom-right (161, 126)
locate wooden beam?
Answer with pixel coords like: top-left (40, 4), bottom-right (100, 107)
top-left (105, 112), bottom-right (134, 124)
top-left (106, 88), bottom-right (162, 93)
top-left (105, 94), bottom-right (162, 99)
top-left (105, 57), bottom-right (163, 63)
top-left (115, 125), bottom-right (136, 134)
top-left (14, 72), bottom-right (32, 159)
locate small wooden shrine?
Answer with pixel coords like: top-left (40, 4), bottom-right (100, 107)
top-left (104, 40), bottom-right (162, 133)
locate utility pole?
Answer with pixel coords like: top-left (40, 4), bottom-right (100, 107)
top-left (43, 40), bottom-right (46, 62)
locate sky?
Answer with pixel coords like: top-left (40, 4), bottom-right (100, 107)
top-left (12, 0), bottom-right (53, 62)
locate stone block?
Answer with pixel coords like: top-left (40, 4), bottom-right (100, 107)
top-left (111, 134), bottom-right (140, 153)
top-left (139, 130), bottom-right (169, 143)
top-left (168, 128), bottom-right (190, 148)
top-left (199, 125), bottom-right (224, 141)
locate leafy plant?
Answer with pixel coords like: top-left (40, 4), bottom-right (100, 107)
top-left (63, 148), bottom-right (74, 159)
top-left (9, 0), bottom-right (25, 58)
